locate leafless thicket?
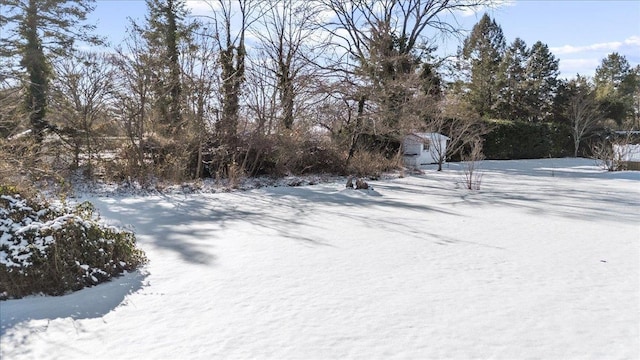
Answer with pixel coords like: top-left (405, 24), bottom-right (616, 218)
top-left (1, 0), bottom-right (499, 185)
top-left (568, 83), bottom-right (602, 158)
top-left (317, 0), bottom-right (493, 164)
top-left (426, 94), bottom-right (488, 171)
top-left (49, 52), bottom-right (117, 177)
top-left (591, 131), bottom-right (637, 171)
top-left (462, 138), bottom-right (485, 190)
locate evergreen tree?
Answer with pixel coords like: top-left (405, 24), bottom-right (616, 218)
top-left (497, 37), bottom-right (529, 120)
top-left (595, 52), bottom-right (631, 93)
top-left (551, 78), bottom-right (572, 124)
top-left (420, 62), bottom-right (443, 99)
top-left (363, 28), bottom-right (424, 129)
top-left (524, 41), bottom-right (559, 122)
top-left (461, 13), bottom-right (506, 118)
top-left (629, 65), bottom-right (640, 128)
top-left (0, 0), bottom-right (101, 141)
top-left (594, 53), bottom-right (634, 126)
top-left (139, 0), bottom-right (192, 137)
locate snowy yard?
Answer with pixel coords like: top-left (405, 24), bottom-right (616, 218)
top-left (1, 158), bottom-right (639, 359)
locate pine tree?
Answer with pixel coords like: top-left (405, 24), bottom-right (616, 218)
top-left (364, 28), bottom-right (423, 129)
top-left (0, 0), bottom-right (101, 142)
top-left (594, 53), bottom-right (634, 126)
top-left (595, 52), bottom-right (631, 93)
top-left (497, 38), bottom-right (529, 120)
top-left (140, 0), bottom-right (192, 137)
top-left (420, 62), bottom-right (443, 99)
top-left (461, 13), bottom-right (506, 118)
top-left (524, 41), bottom-right (559, 122)
top-left (629, 65), bottom-right (640, 129)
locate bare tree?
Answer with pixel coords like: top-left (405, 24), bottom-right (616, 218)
top-left (319, 0), bottom-right (493, 73)
top-left (568, 82), bottom-right (603, 157)
top-left (234, 54), bottom-right (280, 176)
top-left (253, 0), bottom-right (327, 130)
top-left (0, 82), bottom-right (33, 190)
top-left (0, 83), bottom-right (24, 138)
top-left (462, 137), bottom-right (484, 190)
top-left (591, 131), bottom-right (636, 171)
top-left (199, 0), bottom-right (260, 159)
top-left (110, 26), bottom-right (154, 180)
top-left (318, 0), bottom-right (492, 164)
top-left (244, 53), bottom-right (279, 134)
top-left (181, 23), bottom-right (219, 178)
top-left (426, 94), bottom-right (487, 171)
top-left (49, 52), bottom-right (116, 176)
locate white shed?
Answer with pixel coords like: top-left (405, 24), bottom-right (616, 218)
top-left (403, 132), bottom-right (450, 168)
top-left (614, 143), bottom-right (640, 170)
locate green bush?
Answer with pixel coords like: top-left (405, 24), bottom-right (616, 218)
top-left (483, 120), bottom-right (572, 159)
top-left (0, 186), bottom-right (147, 299)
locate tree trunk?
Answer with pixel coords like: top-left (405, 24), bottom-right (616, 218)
top-left (23, 0), bottom-right (49, 142)
top-left (165, 0), bottom-right (182, 135)
top-left (347, 96), bottom-right (366, 165)
top-left (281, 76), bottom-right (294, 129)
top-left (218, 41), bottom-right (245, 154)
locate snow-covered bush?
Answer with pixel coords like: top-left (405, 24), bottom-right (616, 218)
top-left (0, 186), bottom-right (147, 299)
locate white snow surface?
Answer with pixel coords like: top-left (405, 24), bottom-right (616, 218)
top-left (1, 158), bottom-right (639, 359)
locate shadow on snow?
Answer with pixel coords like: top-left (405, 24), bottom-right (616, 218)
top-left (0, 270), bottom-right (148, 337)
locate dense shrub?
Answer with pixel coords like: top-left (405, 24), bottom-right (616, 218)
top-left (236, 133), bottom-right (346, 177)
top-left (0, 186), bottom-right (146, 299)
top-left (194, 132), bottom-right (347, 179)
top-left (483, 120), bottom-right (572, 159)
top-left (355, 133), bottom-right (402, 158)
top-left (347, 150), bottom-right (400, 179)
top-left (278, 138), bottom-right (346, 176)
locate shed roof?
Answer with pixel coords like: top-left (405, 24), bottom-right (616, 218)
top-left (406, 132), bottom-right (450, 141)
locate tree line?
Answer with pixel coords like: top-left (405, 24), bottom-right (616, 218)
top-left (1, 0), bottom-right (638, 186)
top-left (454, 13), bottom-right (639, 158)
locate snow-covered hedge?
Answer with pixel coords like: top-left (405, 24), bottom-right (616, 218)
top-left (0, 186), bottom-right (147, 299)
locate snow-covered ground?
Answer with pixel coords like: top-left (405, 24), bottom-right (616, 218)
top-left (2, 158), bottom-right (639, 359)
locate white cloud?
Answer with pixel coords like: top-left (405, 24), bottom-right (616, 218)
top-left (550, 35), bottom-right (640, 78)
top-left (624, 35), bottom-right (640, 47)
top-left (557, 58), bottom-right (601, 79)
top-left (186, 0), bottom-right (220, 16)
top-left (550, 36), bottom-right (640, 55)
top-left (552, 41), bottom-right (622, 55)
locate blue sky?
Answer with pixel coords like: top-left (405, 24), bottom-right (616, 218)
top-left (88, 0), bottom-right (640, 79)
top-left (483, 0), bottom-right (640, 78)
